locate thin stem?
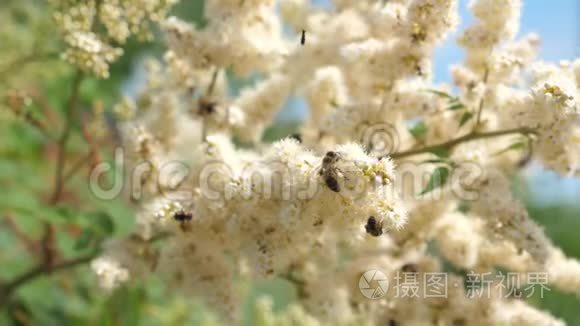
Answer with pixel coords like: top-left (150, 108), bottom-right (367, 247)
top-left (29, 89), bottom-right (59, 127)
top-left (474, 66), bottom-right (490, 128)
top-left (62, 151), bottom-right (92, 184)
top-left (39, 222), bottom-right (56, 268)
top-left (390, 127), bottom-right (536, 159)
top-left (2, 216), bottom-right (38, 256)
top-left (21, 111), bottom-right (54, 140)
top-left (206, 67), bottom-right (220, 97)
top-left (49, 0), bottom-right (103, 203)
top-left (50, 70), bottom-right (84, 204)
top-left (200, 67), bottom-right (221, 142)
top-left (0, 52), bottom-right (58, 84)
top-left (518, 134), bottom-right (535, 167)
top-left (280, 273), bottom-right (308, 300)
top-left (60, 83), bottom-right (107, 186)
top-left (79, 110), bottom-right (102, 167)
top-left (4, 92), bottom-right (55, 140)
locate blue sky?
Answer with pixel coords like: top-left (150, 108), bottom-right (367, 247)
top-left (307, 0), bottom-right (578, 83)
top-left (433, 0), bottom-right (577, 83)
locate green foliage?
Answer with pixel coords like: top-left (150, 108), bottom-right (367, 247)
top-left (420, 166), bottom-right (450, 195)
top-left (425, 89), bottom-right (457, 101)
top-left (447, 102), bottom-right (466, 111)
top-left (428, 145), bottom-right (451, 158)
top-left (493, 140), bottom-right (527, 156)
top-left (458, 111), bottom-right (474, 127)
top-left (408, 121), bottom-right (428, 141)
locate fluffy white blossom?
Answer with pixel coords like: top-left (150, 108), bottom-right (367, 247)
top-left (91, 0), bottom-right (580, 323)
top-left (51, 0), bottom-right (176, 78)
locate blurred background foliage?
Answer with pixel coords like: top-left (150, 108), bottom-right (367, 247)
top-left (0, 0), bottom-right (579, 325)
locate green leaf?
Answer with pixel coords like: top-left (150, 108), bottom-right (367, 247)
top-left (52, 206), bottom-right (76, 222)
top-left (493, 141), bottom-right (526, 156)
top-left (458, 201), bottom-right (471, 213)
top-left (408, 121), bottom-right (428, 140)
top-left (74, 229), bottom-right (95, 251)
top-left (425, 89), bottom-right (454, 99)
top-left (459, 112), bottom-right (474, 127)
top-left (76, 283), bottom-right (93, 303)
top-left (88, 211), bottom-right (115, 235)
top-left (421, 158), bottom-right (455, 167)
top-left (447, 103), bottom-right (466, 111)
top-left (425, 89), bottom-right (461, 104)
top-left (420, 166), bottom-right (450, 195)
top-left (429, 146), bottom-right (450, 158)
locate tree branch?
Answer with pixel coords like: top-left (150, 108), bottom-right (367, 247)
top-left (280, 272), bottom-right (309, 300)
top-left (0, 52), bottom-right (58, 84)
top-left (390, 127), bottom-right (536, 159)
top-left (50, 70), bottom-right (84, 204)
top-left (474, 66), bottom-right (490, 128)
top-left (62, 151), bottom-right (93, 184)
top-left (0, 252), bottom-right (98, 307)
top-left (79, 109), bottom-right (102, 168)
top-left (2, 216), bottom-right (38, 256)
top-left (4, 91), bottom-right (55, 140)
top-left (207, 67), bottom-right (220, 97)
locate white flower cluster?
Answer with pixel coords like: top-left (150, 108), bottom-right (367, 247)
top-left (51, 0), bottom-right (177, 78)
top-left (93, 0), bottom-right (579, 324)
top-left (163, 0), bottom-right (285, 76)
